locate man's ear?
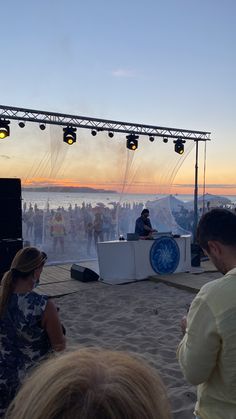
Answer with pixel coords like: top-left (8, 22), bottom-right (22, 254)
top-left (208, 240), bottom-right (222, 256)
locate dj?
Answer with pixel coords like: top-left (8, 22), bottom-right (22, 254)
top-left (135, 209), bottom-right (157, 239)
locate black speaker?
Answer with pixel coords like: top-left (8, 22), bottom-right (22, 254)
top-left (71, 264), bottom-right (99, 282)
top-left (0, 178), bottom-right (22, 239)
top-left (0, 178), bottom-right (21, 197)
top-left (191, 243), bottom-right (201, 267)
top-left (0, 239), bottom-right (23, 279)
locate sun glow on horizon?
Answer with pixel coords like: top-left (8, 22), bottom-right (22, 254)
top-left (21, 177), bottom-right (236, 196)
top-left (0, 122), bottom-right (235, 198)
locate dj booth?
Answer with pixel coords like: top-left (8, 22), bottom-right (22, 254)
top-left (97, 235), bottom-right (191, 284)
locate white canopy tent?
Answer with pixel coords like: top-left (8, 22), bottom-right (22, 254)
top-left (185, 193), bottom-right (232, 210)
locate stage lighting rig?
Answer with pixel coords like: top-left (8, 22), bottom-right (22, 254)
top-left (174, 138), bottom-right (185, 154)
top-left (163, 137), bottom-right (168, 143)
top-left (91, 129), bottom-right (97, 136)
top-left (0, 119), bottom-right (10, 139)
top-left (18, 121), bottom-right (25, 128)
top-left (108, 131), bottom-right (114, 138)
top-left (39, 124), bottom-right (46, 130)
top-left (149, 136), bottom-right (155, 142)
top-left (63, 126), bottom-right (77, 145)
top-left (126, 133), bottom-right (139, 150)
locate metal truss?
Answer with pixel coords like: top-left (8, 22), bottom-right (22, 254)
top-left (0, 104), bottom-right (211, 141)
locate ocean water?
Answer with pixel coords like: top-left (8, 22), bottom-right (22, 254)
top-left (21, 191), bottom-right (236, 210)
top-left (21, 191), bottom-right (189, 210)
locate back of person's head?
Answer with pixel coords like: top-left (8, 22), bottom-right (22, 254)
top-left (0, 246), bottom-right (47, 317)
top-left (141, 209), bottom-right (149, 216)
top-left (10, 246), bottom-right (47, 273)
top-left (197, 208), bottom-right (236, 251)
top-left (6, 348), bottom-right (171, 419)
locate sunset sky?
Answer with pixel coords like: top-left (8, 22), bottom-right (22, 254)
top-left (0, 0), bottom-right (236, 196)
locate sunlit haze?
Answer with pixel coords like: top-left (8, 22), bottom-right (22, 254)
top-left (1, 0), bottom-right (236, 196)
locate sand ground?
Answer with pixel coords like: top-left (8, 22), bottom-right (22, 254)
top-left (56, 280), bottom-right (197, 418)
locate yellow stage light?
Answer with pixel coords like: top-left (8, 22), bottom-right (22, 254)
top-left (0, 120), bottom-right (10, 139)
top-left (126, 134), bottom-right (139, 151)
top-left (63, 126), bottom-right (77, 145)
top-left (174, 138), bottom-right (185, 154)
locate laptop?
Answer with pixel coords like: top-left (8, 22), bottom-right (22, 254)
top-left (127, 233), bottom-right (139, 241)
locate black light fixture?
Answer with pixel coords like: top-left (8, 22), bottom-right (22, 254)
top-left (108, 131), bottom-right (114, 138)
top-left (174, 138), bottom-right (185, 154)
top-left (126, 134), bottom-right (139, 151)
top-left (63, 126), bottom-right (77, 145)
top-left (0, 119), bottom-right (10, 139)
top-left (163, 137), bottom-right (168, 143)
top-left (91, 129), bottom-right (97, 136)
top-left (18, 121), bottom-right (25, 128)
top-left (39, 124), bottom-right (46, 130)
top-left (149, 136), bottom-right (155, 142)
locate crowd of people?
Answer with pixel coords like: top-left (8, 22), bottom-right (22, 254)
top-left (0, 245), bottom-right (171, 418)
top-left (22, 201), bottom-right (151, 260)
top-left (1, 209), bottom-right (236, 418)
top-left (22, 200), bottom-right (195, 261)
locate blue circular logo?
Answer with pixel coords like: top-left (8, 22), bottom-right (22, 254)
top-left (150, 237), bottom-right (180, 274)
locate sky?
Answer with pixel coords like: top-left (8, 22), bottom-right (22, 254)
top-left (0, 0), bottom-right (236, 195)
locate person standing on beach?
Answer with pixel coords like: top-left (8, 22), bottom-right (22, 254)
top-left (177, 209), bottom-right (236, 419)
top-left (135, 208), bottom-right (157, 238)
top-left (50, 212), bottom-right (66, 253)
top-left (93, 212), bottom-right (104, 246)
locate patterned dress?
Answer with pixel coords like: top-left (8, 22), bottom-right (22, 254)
top-left (0, 292), bottom-right (52, 417)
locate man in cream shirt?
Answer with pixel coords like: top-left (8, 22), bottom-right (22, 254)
top-left (177, 208), bottom-right (236, 419)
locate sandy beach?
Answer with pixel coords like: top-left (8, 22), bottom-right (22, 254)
top-left (56, 280), bottom-right (197, 418)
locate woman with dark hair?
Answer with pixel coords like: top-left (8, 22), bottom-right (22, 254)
top-left (0, 247), bottom-right (66, 417)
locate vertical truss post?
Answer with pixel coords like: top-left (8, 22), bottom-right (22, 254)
top-left (193, 140), bottom-right (199, 243)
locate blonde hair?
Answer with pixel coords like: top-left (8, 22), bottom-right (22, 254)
top-left (6, 348), bottom-right (171, 419)
top-left (0, 246), bottom-right (47, 317)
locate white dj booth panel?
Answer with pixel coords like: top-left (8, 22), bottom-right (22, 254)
top-left (97, 235), bottom-right (191, 284)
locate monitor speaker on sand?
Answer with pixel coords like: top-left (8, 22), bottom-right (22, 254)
top-left (0, 178), bottom-right (22, 240)
top-left (71, 264), bottom-right (99, 282)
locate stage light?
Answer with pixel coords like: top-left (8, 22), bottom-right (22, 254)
top-left (149, 136), bottom-right (155, 142)
top-left (126, 134), bottom-right (139, 151)
top-left (0, 120), bottom-right (10, 139)
top-left (19, 122), bottom-right (25, 128)
top-left (39, 124), bottom-right (46, 130)
top-left (108, 131), bottom-right (114, 138)
top-left (91, 130), bottom-right (97, 136)
top-left (63, 126), bottom-right (77, 145)
top-left (163, 137), bottom-right (168, 143)
top-left (174, 138), bottom-right (185, 154)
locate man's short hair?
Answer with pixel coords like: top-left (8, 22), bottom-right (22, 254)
top-left (141, 209), bottom-right (149, 216)
top-left (197, 208), bottom-right (236, 251)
